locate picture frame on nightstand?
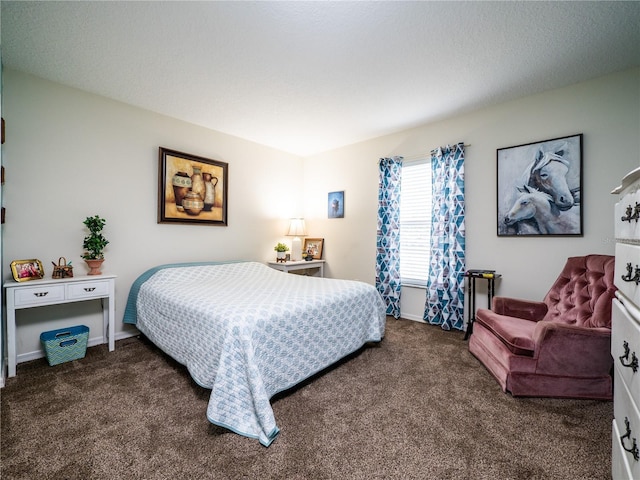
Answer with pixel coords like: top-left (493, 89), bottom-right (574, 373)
top-left (303, 238), bottom-right (324, 260)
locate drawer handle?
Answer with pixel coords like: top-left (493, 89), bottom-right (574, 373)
top-left (83, 287), bottom-right (96, 292)
top-left (621, 202), bottom-right (640, 222)
top-left (621, 417), bottom-right (640, 461)
top-left (33, 292), bottom-right (49, 297)
top-left (621, 262), bottom-right (640, 285)
top-left (620, 341), bottom-right (639, 373)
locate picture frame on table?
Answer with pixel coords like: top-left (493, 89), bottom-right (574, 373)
top-left (158, 147), bottom-right (228, 226)
top-left (497, 133), bottom-right (582, 237)
top-left (10, 259), bottom-right (45, 282)
top-left (303, 238), bottom-right (324, 260)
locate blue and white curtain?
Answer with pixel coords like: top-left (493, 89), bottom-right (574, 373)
top-left (424, 144), bottom-right (465, 330)
top-left (376, 157), bottom-right (402, 318)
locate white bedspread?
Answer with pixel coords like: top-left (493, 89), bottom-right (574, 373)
top-left (134, 261), bottom-right (386, 446)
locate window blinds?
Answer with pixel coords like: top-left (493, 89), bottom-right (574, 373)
top-left (400, 159), bottom-right (432, 286)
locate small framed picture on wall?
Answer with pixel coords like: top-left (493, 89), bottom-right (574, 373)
top-left (328, 191), bottom-right (344, 218)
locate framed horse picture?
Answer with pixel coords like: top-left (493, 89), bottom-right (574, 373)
top-left (497, 133), bottom-right (583, 237)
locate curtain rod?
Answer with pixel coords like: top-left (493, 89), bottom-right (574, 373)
top-left (400, 143), bottom-right (470, 162)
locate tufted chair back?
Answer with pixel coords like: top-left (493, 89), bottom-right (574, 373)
top-left (542, 254), bottom-right (616, 328)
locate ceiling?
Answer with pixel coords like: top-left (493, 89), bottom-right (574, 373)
top-left (2, 1), bottom-right (639, 157)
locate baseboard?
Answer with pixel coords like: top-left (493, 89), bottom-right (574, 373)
top-left (115, 330), bottom-right (139, 342)
top-left (399, 313), bottom-right (426, 322)
top-left (398, 314), bottom-right (469, 332)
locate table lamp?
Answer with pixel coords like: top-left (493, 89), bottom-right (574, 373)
top-left (287, 218), bottom-right (307, 261)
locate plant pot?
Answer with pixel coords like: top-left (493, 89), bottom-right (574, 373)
top-left (276, 251), bottom-right (287, 262)
top-left (85, 258), bottom-right (104, 275)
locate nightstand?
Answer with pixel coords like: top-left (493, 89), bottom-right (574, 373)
top-left (267, 260), bottom-right (325, 277)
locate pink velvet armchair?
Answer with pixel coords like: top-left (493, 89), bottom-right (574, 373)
top-left (468, 254), bottom-right (616, 400)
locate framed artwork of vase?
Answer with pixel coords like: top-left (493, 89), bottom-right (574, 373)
top-left (158, 147), bottom-right (228, 226)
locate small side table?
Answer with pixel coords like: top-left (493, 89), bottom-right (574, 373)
top-left (464, 270), bottom-right (501, 340)
top-left (267, 259), bottom-right (325, 277)
top-left (4, 274), bottom-right (116, 377)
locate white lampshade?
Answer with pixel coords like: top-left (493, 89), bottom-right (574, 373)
top-left (287, 218), bottom-right (307, 261)
top-left (286, 218), bottom-right (307, 237)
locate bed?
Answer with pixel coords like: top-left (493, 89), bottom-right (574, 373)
top-left (123, 261), bottom-right (386, 446)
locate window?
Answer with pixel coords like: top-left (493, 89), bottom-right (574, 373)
top-left (400, 159), bottom-right (432, 287)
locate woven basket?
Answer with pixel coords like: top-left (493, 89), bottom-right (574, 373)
top-left (52, 257), bottom-right (73, 279)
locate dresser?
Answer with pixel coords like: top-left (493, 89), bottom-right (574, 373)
top-left (612, 166), bottom-right (640, 479)
top-left (4, 274), bottom-right (116, 378)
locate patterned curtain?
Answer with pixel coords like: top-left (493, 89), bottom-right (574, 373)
top-left (376, 157), bottom-right (403, 318)
top-left (424, 144), bottom-right (465, 330)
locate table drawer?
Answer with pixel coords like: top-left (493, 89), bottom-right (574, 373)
top-left (13, 284), bottom-right (65, 306)
top-left (613, 298), bottom-right (640, 400)
top-left (67, 280), bottom-right (110, 300)
top-left (614, 367), bottom-right (640, 478)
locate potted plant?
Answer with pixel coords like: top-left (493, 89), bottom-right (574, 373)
top-left (274, 242), bottom-right (289, 263)
top-left (82, 215), bottom-right (109, 275)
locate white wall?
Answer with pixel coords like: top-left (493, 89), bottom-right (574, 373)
top-left (303, 68), bottom-right (640, 321)
top-left (3, 67), bottom-right (639, 361)
top-left (2, 70), bottom-right (303, 358)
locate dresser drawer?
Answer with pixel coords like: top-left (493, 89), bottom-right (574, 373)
top-left (613, 298), bottom-right (640, 400)
top-left (615, 168), bottom-right (640, 240)
top-left (13, 284), bottom-right (65, 307)
top-left (613, 419), bottom-right (635, 480)
top-left (66, 280), bottom-right (111, 300)
top-left (616, 198), bottom-right (640, 240)
top-left (614, 367), bottom-right (640, 478)
top-left (615, 243), bottom-right (640, 301)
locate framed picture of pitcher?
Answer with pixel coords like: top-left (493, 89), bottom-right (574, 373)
top-left (496, 134), bottom-right (582, 237)
top-left (158, 147), bottom-right (228, 226)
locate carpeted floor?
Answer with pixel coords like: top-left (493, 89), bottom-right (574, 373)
top-left (1, 317), bottom-right (612, 479)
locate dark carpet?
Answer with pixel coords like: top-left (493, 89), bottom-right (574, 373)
top-left (1, 318), bottom-right (612, 479)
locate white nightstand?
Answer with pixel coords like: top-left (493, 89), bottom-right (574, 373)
top-left (267, 259), bottom-right (325, 277)
top-left (4, 274), bottom-right (116, 377)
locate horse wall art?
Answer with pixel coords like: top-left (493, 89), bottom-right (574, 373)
top-left (504, 185), bottom-right (580, 235)
top-left (497, 134), bottom-right (583, 236)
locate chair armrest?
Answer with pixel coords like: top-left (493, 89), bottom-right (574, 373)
top-left (533, 322), bottom-right (612, 376)
top-left (492, 296), bottom-right (548, 321)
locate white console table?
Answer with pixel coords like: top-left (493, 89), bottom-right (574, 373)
top-left (267, 259), bottom-right (325, 277)
top-left (4, 274), bottom-right (116, 377)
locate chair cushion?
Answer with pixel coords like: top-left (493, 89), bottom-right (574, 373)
top-left (475, 309), bottom-right (537, 356)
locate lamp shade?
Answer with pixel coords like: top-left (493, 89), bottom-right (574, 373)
top-left (287, 218), bottom-right (307, 237)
